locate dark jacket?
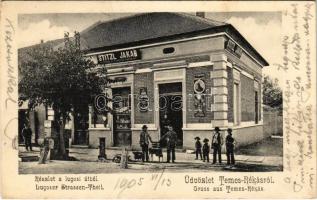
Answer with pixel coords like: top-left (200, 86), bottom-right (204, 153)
top-left (161, 130), bottom-right (177, 149)
top-left (195, 140), bottom-right (202, 149)
top-left (139, 131), bottom-right (152, 146)
top-left (226, 135), bottom-right (235, 149)
top-left (202, 143), bottom-right (210, 153)
top-left (22, 127), bottom-right (32, 138)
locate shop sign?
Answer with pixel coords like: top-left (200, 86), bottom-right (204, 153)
top-left (44, 120), bottom-right (52, 128)
top-left (97, 49), bottom-right (141, 64)
top-left (194, 79), bottom-right (206, 94)
top-left (47, 109), bottom-right (54, 116)
top-left (138, 87), bottom-right (149, 112)
top-left (194, 74), bottom-right (206, 117)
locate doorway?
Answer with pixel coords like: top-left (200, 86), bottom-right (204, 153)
top-left (74, 106), bottom-right (89, 145)
top-left (18, 110), bottom-right (28, 144)
top-left (158, 82), bottom-right (183, 148)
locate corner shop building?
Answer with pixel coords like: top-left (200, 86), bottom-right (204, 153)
top-left (83, 13), bottom-right (269, 149)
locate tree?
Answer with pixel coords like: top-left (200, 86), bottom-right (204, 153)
top-left (262, 75), bottom-right (283, 111)
top-left (19, 33), bottom-right (108, 159)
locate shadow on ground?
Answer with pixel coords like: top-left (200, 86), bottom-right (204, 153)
top-left (235, 137), bottom-right (283, 157)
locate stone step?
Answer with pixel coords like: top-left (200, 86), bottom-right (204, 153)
top-left (19, 155), bottom-right (39, 162)
top-left (71, 145), bottom-right (89, 149)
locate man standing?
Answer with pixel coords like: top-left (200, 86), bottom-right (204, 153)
top-left (211, 127), bottom-right (223, 164)
top-left (22, 123), bottom-right (33, 151)
top-left (161, 126), bottom-right (177, 163)
top-left (139, 125), bottom-right (152, 162)
top-left (225, 128), bottom-right (235, 165)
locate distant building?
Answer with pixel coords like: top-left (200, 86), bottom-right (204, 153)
top-left (19, 12), bottom-right (269, 149)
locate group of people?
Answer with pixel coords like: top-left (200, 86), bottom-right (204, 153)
top-left (139, 125), bottom-right (235, 165)
top-left (139, 124), bottom-right (177, 163)
top-left (195, 127), bottom-right (235, 165)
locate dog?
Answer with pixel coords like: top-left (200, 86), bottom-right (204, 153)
top-left (149, 148), bottom-right (163, 162)
top-left (112, 154), bottom-right (132, 163)
top-left (132, 151), bottom-right (143, 161)
top-left (112, 154), bottom-right (122, 163)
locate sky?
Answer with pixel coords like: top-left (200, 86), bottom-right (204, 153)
top-left (18, 12), bottom-right (282, 81)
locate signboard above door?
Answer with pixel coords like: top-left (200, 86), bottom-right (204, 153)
top-left (96, 49), bottom-right (141, 64)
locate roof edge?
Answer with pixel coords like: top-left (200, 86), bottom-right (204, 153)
top-left (225, 24), bottom-right (269, 67)
top-left (84, 24), bottom-right (269, 67)
top-left (83, 25), bottom-right (227, 54)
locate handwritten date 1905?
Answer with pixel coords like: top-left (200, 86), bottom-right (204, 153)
top-left (114, 177), bottom-right (144, 196)
top-left (113, 169), bottom-right (171, 196)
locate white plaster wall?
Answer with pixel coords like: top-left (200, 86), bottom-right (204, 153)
top-left (141, 37), bottom-right (225, 61)
top-left (88, 129), bottom-right (112, 148)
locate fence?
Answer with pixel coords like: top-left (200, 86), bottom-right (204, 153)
top-left (263, 110), bottom-right (283, 137)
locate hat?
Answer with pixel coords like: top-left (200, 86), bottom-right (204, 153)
top-left (194, 137), bottom-right (200, 140)
top-left (203, 138), bottom-right (209, 142)
top-left (142, 125), bottom-right (148, 129)
top-left (227, 128), bottom-right (232, 133)
top-left (214, 127), bottom-right (220, 131)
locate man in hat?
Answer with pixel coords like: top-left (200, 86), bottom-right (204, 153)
top-left (225, 128), bottom-right (235, 165)
top-left (194, 137), bottom-right (202, 160)
top-left (161, 125), bottom-right (177, 163)
top-left (211, 127), bottom-right (223, 164)
top-left (139, 125), bottom-right (153, 162)
top-left (202, 138), bottom-right (210, 162)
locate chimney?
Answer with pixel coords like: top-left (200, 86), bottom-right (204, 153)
top-left (196, 12), bottom-right (205, 18)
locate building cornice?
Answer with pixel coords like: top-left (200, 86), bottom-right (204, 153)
top-left (84, 27), bottom-right (268, 67)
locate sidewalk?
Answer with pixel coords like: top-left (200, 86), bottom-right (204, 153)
top-left (18, 143), bottom-right (283, 174)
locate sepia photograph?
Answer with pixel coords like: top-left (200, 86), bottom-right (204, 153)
top-left (17, 11), bottom-right (283, 174)
top-left (1, 1), bottom-right (316, 198)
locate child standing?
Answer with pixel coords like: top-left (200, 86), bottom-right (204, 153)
top-left (202, 138), bottom-right (210, 162)
top-left (194, 137), bottom-right (202, 160)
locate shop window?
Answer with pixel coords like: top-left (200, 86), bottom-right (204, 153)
top-left (112, 87), bottom-right (132, 147)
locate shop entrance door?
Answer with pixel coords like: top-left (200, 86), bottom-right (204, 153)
top-left (159, 82), bottom-right (183, 148)
top-left (18, 110), bottom-right (28, 144)
top-left (74, 106), bottom-right (89, 145)
top-left (112, 87), bottom-right (132, 147)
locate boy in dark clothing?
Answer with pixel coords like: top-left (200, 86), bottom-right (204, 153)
top-left (194, 137), bottom-right (202, 160)
top-left (226, 128), bottom-right (235, 165)
top-left (202, 138), bottom-right (210, 162)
